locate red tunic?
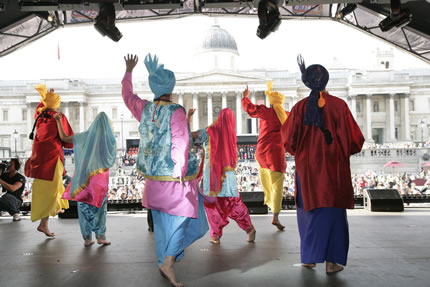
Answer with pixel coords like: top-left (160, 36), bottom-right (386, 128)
top-left (242, 97), bottom-right (288, 173)
top-left (25, 103), bottom-right (74, 181)
top-left (281, 93), bottom-right (364, 211)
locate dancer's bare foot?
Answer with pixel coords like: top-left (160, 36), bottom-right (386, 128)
top-left (247, 228), bottom-right (256, 242)
top-left (326, 262), bottom-right (344, 274)
top-left (159, 266), bottom-right (184, 287)
top-left (302, 263), bottom-right (316, 268)
top-left (97, 239), bottom-right (111, 246)
top-left (272, 221), bottom-right (285, 231)
top-left (84, 240), bottom-right (95, 247)
top-left (37, 226), bottom-right (55, 237)
top-left (56, 209), bottom-right (65, 214)
top-left (209, 237), bottom-right (220, 244)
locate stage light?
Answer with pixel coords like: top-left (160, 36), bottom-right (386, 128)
top-left (94, 3), bottom-right (122, 42)
top-left (379, 0), bottom-right (412, 32)
top-left (35, 11), bottom-right (56, 23)
top-left (336, 3), bottom-right (357, 20)
top-left (256, 0), bottom-right (281, 39)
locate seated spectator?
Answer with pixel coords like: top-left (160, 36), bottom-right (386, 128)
top-left (0, 159), bottom-right (26, 221)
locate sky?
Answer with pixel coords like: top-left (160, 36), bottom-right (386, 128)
top-left (0, 15), bottom-right (428, 81)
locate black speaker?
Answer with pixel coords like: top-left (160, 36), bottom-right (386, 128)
top-left (240, 192), bottom-right (268, 214)
top-left (58, 200), bottom-right (78, 218)
top-left (364, 189), bottom-right (404, 212)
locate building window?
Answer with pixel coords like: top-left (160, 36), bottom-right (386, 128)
top-left (395, 127), bottom-right (399, 140)
top-left (22, 109), bottom-right (27, 121)
top-left (3, 110), bottom-right (8, 121)
top-left (394, 101), bottom-right (398, 112)
top-left (356, 102), bottom-right (361, 113)
top-left (93, 108), bottom-right (98, 119)
top-left (246, 118), bottom-right (252, 134)
top-left (1, 136), bottom-right (10, 147)
top-left (112, 108), bottom-right (117, 120)
top-left (410, 100), bottom-right (415, 111)
top-left (373, 101), bottom-right (379, 112)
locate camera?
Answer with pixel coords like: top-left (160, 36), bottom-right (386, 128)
top-left (0, 160), bottom-right (10, 174)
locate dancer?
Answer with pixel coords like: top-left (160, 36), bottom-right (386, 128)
top-left (25, 85), bottom-right (73, 237)
top-left (122, 54), bottom-right (208, 287)
top-left (242, 82), bottom-right (288, 230)
top-left (188, 108), bottom-right (256, 244)
top-left (281, 55), bottom-right (364, 273)
top-left (55, 112), bottom-right (116, 246)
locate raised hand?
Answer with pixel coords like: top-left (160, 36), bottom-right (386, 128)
top-left (242, 85), bottom-right (250, 98)
top-left (124, 54), bottom-right (138, 73)
top-left (53, 112), bottom-right (62, 121)
top-left (187, 109), bottom-right (196, 121)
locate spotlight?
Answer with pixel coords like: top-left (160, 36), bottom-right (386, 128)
top-left (256, 0), bottom-right (281, 39)
top-left (35, 11), bottom-right (56, 23)
top-left (379, 0), bottom-right (412, 32)
top-left (336, 3), bottom-right (357, 20)
top-left (94, 3), bottom-right (122, 42)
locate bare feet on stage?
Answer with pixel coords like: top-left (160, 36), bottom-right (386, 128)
top-left (84, 240), bottom-right (95, 247)
top-left (302, 263), bottom-right (316, 269)
top-left (56, 209), bottom-right (65, 214)
top-left (209, 237), bottom-right (220, 244)
top-left (160, 256), bottom-right (184, 287)
top-left (326, 262), bottom-right (344, 274)
top-left (97, 239), bottom-right (111, 246)
top-left (247, 228), bottom-right (256, 242)
top-left (272, 221), bottom-right (285, 231)
top-left (37, 225), bottom-right (55, 237)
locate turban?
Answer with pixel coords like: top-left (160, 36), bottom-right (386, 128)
top-left (265, 81), bottom-right (287, 125)
top-left (144, 54), bottom-right (176, 100)
top-left (297, 54), bottom-right (332, 144)
top-left (35, 84), bottom-right (61, 113)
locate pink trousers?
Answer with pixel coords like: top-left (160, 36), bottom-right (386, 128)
top-left (203, 195), bottom-right (254, 239)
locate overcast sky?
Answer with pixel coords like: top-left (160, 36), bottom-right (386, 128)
top-left (0, 15), bottom-right (428, 81)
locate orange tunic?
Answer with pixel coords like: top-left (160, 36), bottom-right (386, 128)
top-left (242, 97), bottom-right (288, 173)
top-left (25, 103), bottom-right (74, 181)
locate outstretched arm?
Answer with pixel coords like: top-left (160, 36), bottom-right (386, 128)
top-left (122, 54), bottom-right (147, 122)
top-left (54, 113), bottom-right (73, 143)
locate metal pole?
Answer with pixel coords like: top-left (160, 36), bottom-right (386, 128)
top-left (14, 138), bottom-right (17, 157)
top-left (121, 118), bottom-right (123, 154)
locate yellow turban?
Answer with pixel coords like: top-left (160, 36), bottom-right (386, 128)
top-left (265, 81), bottom-right (287, 125)
top-left (35, 84), bottom-right (61, 113)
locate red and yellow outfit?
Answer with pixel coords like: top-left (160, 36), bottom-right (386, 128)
top-left (25, 86), bottom-right (73, 221)
top-left (241, 83), bottom-right (288, 213)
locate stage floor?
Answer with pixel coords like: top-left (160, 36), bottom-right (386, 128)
top-left (1, 208), bottom-right (430, 287)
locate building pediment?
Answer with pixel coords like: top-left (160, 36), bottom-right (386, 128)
top-left (177, 72), bottom-right (266, 85)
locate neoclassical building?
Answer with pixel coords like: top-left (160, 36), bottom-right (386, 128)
top-left (0, 24), bottom-right (429, 158)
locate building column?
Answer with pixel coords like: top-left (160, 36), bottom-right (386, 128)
top-left (178, 93), bottom-right (184, 106)
top-left (366, 94), bottom-right (372, 141)
top-left (207, 92), bottom-right (213, 126)
top-left (26, 104), bottom-right (32, 135)
top-left (389, 94), bottom-right (395, 141)
top-left (64, 103), bottom-right (70, 120)
top-left (221, 92), bottom-right (227, 109)
top-left (251, 92), bottom-right (257, 134)
top-left (350, 95), bottom-right (357, 119)
top-left (404, 94), bottom-right (411, 140)
top-left (236, 92), bottom-right (242, 134)
top-left (192, 93), bottom-right (199, 131)
top-left (79, 102), bottom-right (84, 132)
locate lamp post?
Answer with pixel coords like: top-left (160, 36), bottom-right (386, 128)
top-left (120, 113), bottom-right (124, 155)
top-left (420, 119), bottom-right (425, 146)
top-left (13, 129), bottom-right (19, 157)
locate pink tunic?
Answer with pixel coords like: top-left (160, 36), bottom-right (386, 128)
top-left (122, 72), bottom-right (198, 218)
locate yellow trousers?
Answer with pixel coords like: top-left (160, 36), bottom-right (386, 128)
top-left (259, 167), bottom-right (284, 213)
top-left (31, 159), bottom-right (69, 222)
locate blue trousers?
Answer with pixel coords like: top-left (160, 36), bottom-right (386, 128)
top-left (296, 173), bottom-right (349, 266)
top-left (77, 195), bottom-right (108, 240)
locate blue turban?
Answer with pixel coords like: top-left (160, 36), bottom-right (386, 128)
top-left (297, 55), bottom-right (332, 144)
top-left (144, 54), bottom-right (176, 100)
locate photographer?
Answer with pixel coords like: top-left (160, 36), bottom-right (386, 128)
top-left (0, 159), bottom-right (26, 221)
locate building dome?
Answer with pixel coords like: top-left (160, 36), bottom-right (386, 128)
top-left (200, 25), bottom-right (239, 55)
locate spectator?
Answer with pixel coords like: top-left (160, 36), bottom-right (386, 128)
top-left (0, 159), bottom-right (26, 221)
